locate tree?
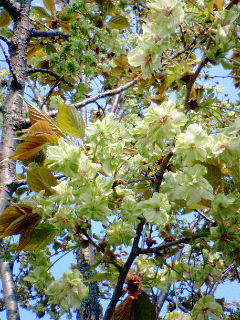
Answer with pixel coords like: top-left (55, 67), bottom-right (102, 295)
top-left (0, 0), bottom-right (239, 319)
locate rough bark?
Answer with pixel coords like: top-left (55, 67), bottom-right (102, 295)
top-left (0, 1), bottom-right (32, 320)
top-left (76, 246), bottom-right (100, 320)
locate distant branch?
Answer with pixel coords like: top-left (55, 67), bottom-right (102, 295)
top-left (28, 68), bottom-right (74, 87)
top-left (73, 77), bottom-right (140, 109)
top-left (0, 0), bottom-right (20, 20)
top-left (30, 29), bottom-right (70, 39)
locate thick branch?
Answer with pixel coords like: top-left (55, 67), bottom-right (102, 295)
top-left (30, 29), bottom-right (70, 39)
top-left (0, 0), bottom-right (20, 20)
top-left (103, 218), bottom-right (145, 320)
top-left (28, 68), bottom-right (74, 87)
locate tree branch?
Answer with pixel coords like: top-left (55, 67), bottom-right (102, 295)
top-left (0, 35), bottom-right (11, 47)
top-left (81, 230), bottom-right (122, 272)
top-left (0, 0), bottom-right (20, 20)
top-left (154, 151), bottom-right (174, 192)
top-left (73, 78), bottom-right (140, 109)
top-left (103, 218), bottom-right (145, 320)
top-left (138, 232), bottom-right (206, 255)
top-left (28, 68), bottom-right (74, 87)
top-left (30, 29), bottom-right (70, 39)
top-left (226, 0), bottom-right (239, 10)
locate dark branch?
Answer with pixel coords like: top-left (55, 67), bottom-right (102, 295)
top-left (0, 0), bottom-right (20, 20)
top-left (28, 68), bottom-right (74, 87)
top-left (226, 0), bottom-right (239, 10)
top-left (154, 151), bottom-right (174, 192)
top-left (30, 29), bottom-right (70, 39)
top-left (0, 35), bottom-right (11, 47)
top-left (103, 218), bottom-right (145, 320)
top-left (138, 232), bottom-right (206, 255)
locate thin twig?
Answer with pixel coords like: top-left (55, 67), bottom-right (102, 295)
top-left (73, 78), bottom-right (140, 109)
top-left (81, 230), bottom-right (122, 272)
top-left (226, 0), bottom-right (239, 10)
top-left (138, 232), bottom-right (206, 255)
top-left (27, 77), bottom-right (47, 111)
top-left (28, 68), bottom-right (74, 87)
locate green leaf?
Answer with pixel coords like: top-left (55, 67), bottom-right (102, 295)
top-left (0, 10), bottom-right (11, 27)
top-left (108, 15), bottom-right (130, 29)
top-left (57, 103), bottom-right (85, 139)
top-left (32, 6), bottom-right (52, 19)
top-left (43, 0), bottom-right (56, 16)
top-left (27, 167), bottom-right (58, 196)
top-left (21, 223), bottom-right (57, 251)
top-left (87, 272), bottom-right (116, 282)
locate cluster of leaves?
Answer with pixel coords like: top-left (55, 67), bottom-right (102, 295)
top-left (0, 0), bottom-right (240, 319)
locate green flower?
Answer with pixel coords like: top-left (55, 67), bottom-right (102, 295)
top-left (107, 220), bottom-right (136, 246)
top-left (175, 124), bottom-right (211, 165)
top-left (192, 295), bottom-right (225, 320)
top-left (147, 0), bottom-right (185, 34)
top-left (163, 165), bottom-right (214, 206)
top-left (165, 310), bottom-right (191, 320)
top-left (139, 192), bottom-right (170, 225)
top-left (46, 270), bottom-right (88, 313)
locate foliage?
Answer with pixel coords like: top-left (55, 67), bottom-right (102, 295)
top-left (0, 0), bottom-right (240, 320)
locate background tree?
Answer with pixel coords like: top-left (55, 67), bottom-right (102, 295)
top-left (0, 0), bottom-right (239, 320)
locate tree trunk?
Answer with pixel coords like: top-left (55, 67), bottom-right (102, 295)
top-left (0, 1), bottom-right (32, 319)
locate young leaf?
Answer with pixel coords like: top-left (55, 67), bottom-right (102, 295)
top-left (11, 136), bottom-right (50, 160)
top-left (43, 0), bottom-right (56, 16)
top-left (57, 103), bottom-right (85, 138)
top-left (25, 120), bottom-right (59, 136)
top-left (108, 16), bottom-right (130, 30)
top-left (32, 6), bottom-right (52, 19)
top-left (0, 9), bottom-right (11, 27)
top-left (28, 101), bottom-right (64, 137)
top-left (27, 167), bottom-right (58, 196)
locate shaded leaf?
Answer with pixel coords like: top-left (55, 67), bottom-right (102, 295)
top-left (21, 223), bottom-right (57, 251)
top-left (57, 103), bottom-right (85, 138)
top-left (0, 9), bottom-right (11, 27)
top-left (27, 167), bottom-right (58, 196)
top-left (108, 15), bottom-right (130, 29)
top-left (113, 292), bottom-right (156, 320)
top-left (43, 0), bottom-right (56, 16)
top-left (0, 205), bottom-right (32, 234)
top-left (2, 214), bottom-right (41, 238)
